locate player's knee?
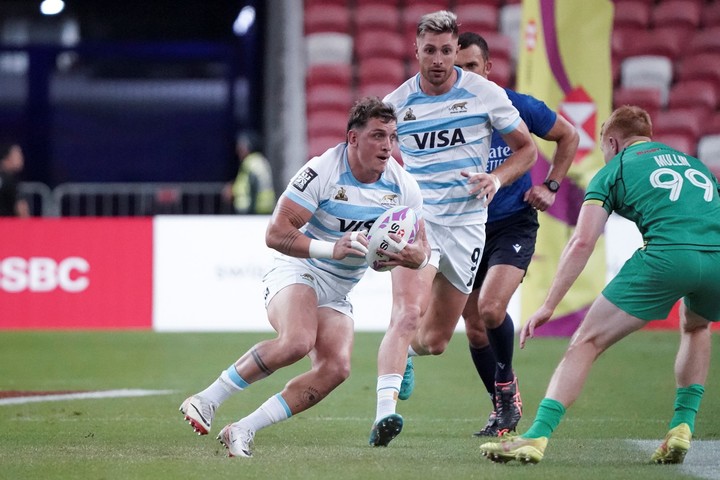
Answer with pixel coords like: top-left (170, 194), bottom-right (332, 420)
top-left (278, 336), bottom-right (315, 362)
top-left (465, 323), bottom-right (489, 347)
top-left (317, 356), bottom-right (351, 385)
top-left (477, 301), bottom-right (506, 329)
top-left (422, 333), bottom-right (449, 355)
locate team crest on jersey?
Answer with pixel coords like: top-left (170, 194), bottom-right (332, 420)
top-left (380, 194), bottom-right (399, 208)
top-left (403, 108), bottom-right (416, 121)
top-left (292, 167), bottom-right (318, 192)
top-left (449, 101), bottom-right (468, 113)
top-left (334, 187), bottom-right (348, 201)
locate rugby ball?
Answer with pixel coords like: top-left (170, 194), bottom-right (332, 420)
top-left (366, 205), bottom-right (419, 272)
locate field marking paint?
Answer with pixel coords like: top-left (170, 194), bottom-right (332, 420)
top-left (629, 440), bottom-right (720, 480)
top-left (0, 389), bottom-right (175, 406)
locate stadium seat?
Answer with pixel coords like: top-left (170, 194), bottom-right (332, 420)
top-left (355, 30), bottom-right (406, 61)
top-left (354, 3), bottom-right (401, 33)
top-left (308, 135), bottom-right (345, 158)
top-left (621, 55), bottom-right (673, 106)
top-left (308, 110), bottom-right (350, 138)
top-left (702, 1), bottom-right (720, 28)
top-left (668, 80), bottom-right (718, 117)
top-left (305, 0), bottom-right (348, 7)
top-left (677, 53), bottom-right (720, 99)
top-left (306, 33), bottom-right (353, 65)
top-left (454, 0), bottom-right (503, 6)
top-left (357, 82), bottom-right (398, 99)
top-left (499, 3), bottom-right (522, 61)
top-left (621, 28), bottom-right (687, 61)
top-left (306, 64), bottom-right (352, 90)
top-left (697, 134), bottom-right (720, 172)
top-left (652, 108), bottom-right (703, 146)
top-left (613, 87), bottom-right (663, 118)
top-left (357, 58), bottom-right (406, 87)
top-left (701, 113), bottom-right (720, 136)
top-left (402, 2), bottom-right (452, 39)
top-left (488, 56), bottom-right (513, 88)
top-left (651, 0), bottom-right (701, 33)
top-left (478, 31), bottom-right (514, 63)
top-left (653, 132), bottom-right (697, 156)
top-left (455, 4), bottom-right (500, 34)
top-left (613, 1), bottom-right (651, 30)
top-left (687, 27), bottom-right (720, 56)
top-left (304, 5), bottom-right (351, 35)
top-left (355, 0), bottom-right (402, 6)
top-left (306, 85), bottom-right (354, 115)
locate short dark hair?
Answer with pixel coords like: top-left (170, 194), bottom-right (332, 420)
top-left (458, 32), bottom-right (490, 62)
top-left (347, 97), bottom-right (397, 132)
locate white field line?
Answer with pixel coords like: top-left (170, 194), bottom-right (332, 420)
top-left (629, 439), bottom-right (720, 480)
top-left (0, 389), bottom-right (176, 406)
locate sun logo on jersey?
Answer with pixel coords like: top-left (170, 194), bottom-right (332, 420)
top-left (380, 194), bottom-right (399, 208)
top-left (334, 187), bottom-right (348, 201)
top-left (403, 108), bottom-right (416, 121)
top-left (449, 101), bottom-right (468, 113)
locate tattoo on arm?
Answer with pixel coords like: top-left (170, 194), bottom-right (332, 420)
top-left (276, 204), bottom-right (309, 254)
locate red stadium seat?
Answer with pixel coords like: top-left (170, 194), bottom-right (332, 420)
top-left (701, 113), bottom-right (720, 136)
top-left (455, 4), bottom-right (500, 34)
top-left (306, 85), bottom-right (354, 115)
top-left (613, 1), bottom-right (651, 30)
top-left (308, 110), bottom-right (350, 138)
top-left (613, 87), bottom-right (663, 118)
top-left (308, 135), bottom-right (345, 158)
top-left (402, 2), bottom-right (452, 38)
top-left (677, 53), bottom-right (720, 98)
top-left (653, 132), bottom-right (697, 156)
top-left (488, 57), bottom-right (513, 88)
top-left (305, 0), bottom-right (348, 8)
top-left (306, 64), bottom-right (352, 90)
top-left (651, 0), bottom-right (701, 33)
top-left (668, 80), bottom-right (718, 115)
top-left (354, 4), bottom-right (401, 32)
top-left (355, 30), bottom-right (406, 61)
top-left (479, 31), bottom-right (514, 63)
top-left (652, 108), bottom-right (703, 145)
top-left (702, 1), bottom-right (720, 28)
top-left (357, 82), bottom-right (398, 99)
top-left (357, 58), bottom-right (407, 87)
top-left (688, 27), bottom-right (720, 56)
top-left (624, 28), bottom-right (687, 61)
top-left (304, 5), bottom-right (351, 35)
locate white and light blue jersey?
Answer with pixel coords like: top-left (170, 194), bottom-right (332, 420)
top-left (384, 67), bottom-right (521, 226)
top-left (282, 142), bottom-right (423, 287)
top-left (487, 89), bottom-right (557, 222)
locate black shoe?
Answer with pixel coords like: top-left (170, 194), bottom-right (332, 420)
top-left (473, 410), bottom-right (499, 437)
top-left (494, 376), bottom-right (522, 434)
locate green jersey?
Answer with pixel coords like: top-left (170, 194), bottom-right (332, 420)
top-left (585, 141), bottom-right (720, 250)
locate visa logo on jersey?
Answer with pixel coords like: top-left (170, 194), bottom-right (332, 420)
top-left (410, 128), bottom-right (467, 149)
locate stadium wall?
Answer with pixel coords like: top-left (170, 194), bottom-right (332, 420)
top-left (0, 217), bottom-right (709, 332)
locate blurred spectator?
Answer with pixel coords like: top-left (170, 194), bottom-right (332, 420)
top-left (0, 143), bottom-right (30, 217)
top-left (223, 131), bottom-right (276, 214)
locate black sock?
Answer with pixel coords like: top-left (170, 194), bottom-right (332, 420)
top-left (486, 313), bottom-right (515, 384)
top-left (469, 344), bottom-right (496, 405)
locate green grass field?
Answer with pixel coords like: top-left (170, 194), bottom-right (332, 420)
top-left (1, 330), bottom-right (718, 479)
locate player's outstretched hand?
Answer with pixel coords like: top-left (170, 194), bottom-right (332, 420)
top-left (519, 305), bottom-right (554, 349)
top-left (524, 184), bottom-right (556, 211)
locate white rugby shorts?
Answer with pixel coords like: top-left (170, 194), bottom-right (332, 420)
top-left (425, 221), bottom-right (486, 295)
top-left (262, 256), bottom-right (354, 319)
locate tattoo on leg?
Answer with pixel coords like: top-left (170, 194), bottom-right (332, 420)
top-left (300, 386), bottom-right (321, 408)
top-left (251, 347), bottom-right (274, 376)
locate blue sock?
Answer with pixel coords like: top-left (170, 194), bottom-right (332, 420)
top-left (486, 313), bottom-right (515, 384)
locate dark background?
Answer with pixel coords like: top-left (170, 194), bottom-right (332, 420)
top-left (0, 0), bottom-right (265, 187)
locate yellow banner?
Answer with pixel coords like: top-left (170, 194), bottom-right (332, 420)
top-left (517, 0), bottom-right (614, 327)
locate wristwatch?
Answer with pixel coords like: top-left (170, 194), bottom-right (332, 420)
top-left (543, 179), bottom-right (560, 193)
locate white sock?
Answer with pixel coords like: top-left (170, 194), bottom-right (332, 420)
top-left (197, 366), bottom-right (246, 406)
top-left (240, 393), bottom-right (292, 433)
top-left (375, 374), bottom-right (402, 422)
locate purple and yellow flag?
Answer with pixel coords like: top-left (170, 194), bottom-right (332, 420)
top-left (517, 0), bottom-right (614, 335)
